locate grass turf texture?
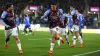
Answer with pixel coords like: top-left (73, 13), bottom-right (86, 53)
top-left (0, 30), bottom-right (100, 56)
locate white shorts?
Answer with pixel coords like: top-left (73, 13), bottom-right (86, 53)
top-left (49, 26), bottom-right (60, 34)
top-left (59, 28), bottom-right (66, 35)
top-left (5, 27), bottom-right (18, 38)
top-left (72, 25), bottom-right (79, 32)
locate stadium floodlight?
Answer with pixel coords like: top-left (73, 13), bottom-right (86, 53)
top-left (94, 12), bottom-right (96, 14)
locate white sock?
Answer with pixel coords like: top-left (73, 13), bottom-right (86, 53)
top-left (17, 43), bottom-right (22, 50)
top-left (57, 40), bottom-right (60, 46)
top-left (50, 43), bottom-right (54, 51)
top-left (78, 36), bottom-right (83, 44)
top-left (73, 36), bottom-right (76, 44)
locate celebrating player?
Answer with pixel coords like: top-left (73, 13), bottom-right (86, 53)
top-left (0, 3), bottom-right (23, 54)
top-left (57, 10), bottom-right (70, 46)
top-left (70, 6), bottom-right (84, 48)
top-left (41, 3), bottom-right (64, 54)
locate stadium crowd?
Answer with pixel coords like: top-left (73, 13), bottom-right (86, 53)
top-left (0, 0), bottom-right (99, 29)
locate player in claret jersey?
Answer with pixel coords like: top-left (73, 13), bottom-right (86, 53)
top-left (70, 6), bottom-right (84, 48)
top-left (0, 3), bottom-right (23, 54)
top-left (57, 9), bottom-right (70, 46)
top-left (41, 3), bottom-right (64, 54)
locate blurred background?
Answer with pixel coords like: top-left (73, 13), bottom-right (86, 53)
top-left (0, 1), bottom-right (100, 56)
top-left (0, 0), bottom-right (100, 29)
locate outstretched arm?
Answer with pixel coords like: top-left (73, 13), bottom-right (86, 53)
top-left (40, 9), bottom-right (50, 19)
top-left (0, 11), bottom-right (9, 28)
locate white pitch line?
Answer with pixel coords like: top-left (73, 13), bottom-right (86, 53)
top-left (73, 50), bottom-right (100, 56)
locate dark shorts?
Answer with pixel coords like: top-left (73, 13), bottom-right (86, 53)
top-left (79, 25), bottom-right (83, 30)
top-left (25, 25), bottom-right (31, 29)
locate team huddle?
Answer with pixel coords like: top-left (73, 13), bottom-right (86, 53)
top-left (0, 3), bottom-right (84, 54)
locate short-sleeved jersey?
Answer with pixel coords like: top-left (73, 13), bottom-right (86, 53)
top-left (24, 16), bottom-right (30, 25)
top-left (71, 10), bottom-right (79, 25)
top-left (44, 9), bottom-right (63, 28)
top-left (1, 10), bottom-right (15, 30)
top-left (72, 14), bottom-right (79, 25)
top-left (59, 16), bottom-right (68, 28)
top-left (77, 14), bottom-right (84, 26)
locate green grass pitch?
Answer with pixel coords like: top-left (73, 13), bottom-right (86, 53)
top-left (0, 30), bottom-right (100, 56)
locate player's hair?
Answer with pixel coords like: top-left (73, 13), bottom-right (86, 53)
top-left (51, 2), bottom-right (57, 5)
top-left (70, 5), bottom-right (76, 9)
top-left (5, 3), bottom-right (13, 9)
top-left (78, 9), bottom-right (83, 14)
top-left (24, 14), bottom-right (28, 17)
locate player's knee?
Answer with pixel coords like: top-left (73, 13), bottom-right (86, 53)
top-left (55, 36), bottom-right (59, 40)
top-left (14, 36), bottom-right (19, 41)
top-left (15, 37), bottom-right (20, 43)
top-left (76, 32), bottom-right (80, 36)
top-left (53, 33), bottom-right (59, 40)
top-left (15, 37), bottom-right (19, 40)
top-left (52, 32), bottom-right (57, 37)
top-left (73, 32), bottom-right (75, 36)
